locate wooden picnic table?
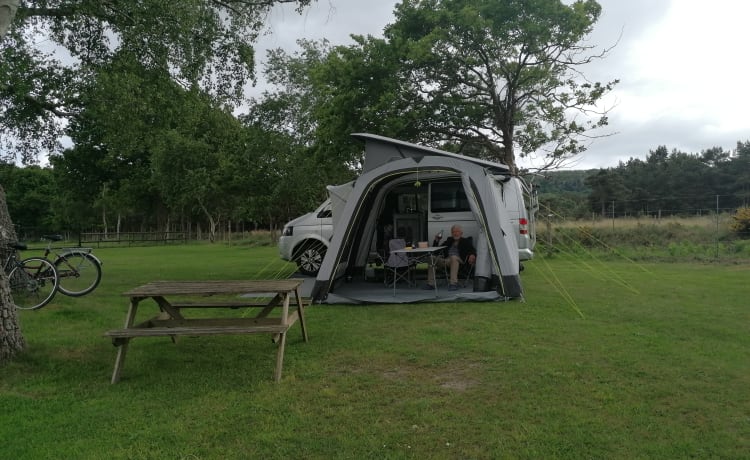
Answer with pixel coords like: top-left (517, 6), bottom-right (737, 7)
top-left (104, 279), bottom-right (308, 384)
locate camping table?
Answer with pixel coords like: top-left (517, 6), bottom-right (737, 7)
top-left (390, 246), bottom-right (445, 296)
top-left (104, 279), bottom-right (308, 384)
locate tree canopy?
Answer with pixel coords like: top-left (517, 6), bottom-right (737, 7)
top-left (0, 0), bottom-right (312, 163)
top-left (533, 141), bottom-right (750, 219)
top-left (259, 0), bottom-right (617, 173)
top-left (0, 0), bottom-right (316, 363)
top-left (388, 0), bottom-right (617, 171)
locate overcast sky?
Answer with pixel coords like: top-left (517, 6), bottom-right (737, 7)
top-left (253, 0), bottom-right (749, 170)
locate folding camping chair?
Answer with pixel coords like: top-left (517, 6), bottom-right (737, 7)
top-left (384, 238), bottom-right (413, 291)
top-left (442, 236), bottom-right (475, 288)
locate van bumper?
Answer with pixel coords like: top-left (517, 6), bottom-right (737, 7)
top-left (279, 236), bottom-right (294, 261)
top-left (518, 248), bottom-right (534, 261)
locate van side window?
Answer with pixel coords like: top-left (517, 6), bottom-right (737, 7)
top-left (318, 209), bottom-right (332, 218)
top-left (431, 181), bottom-right (470, 213)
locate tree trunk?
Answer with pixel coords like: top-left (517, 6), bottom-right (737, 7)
top-left (208, 218), bottom-right (217, 243)
top-left (102, 204), bottom-right (108, 238)
top-left (0, 185), bottom-right (26, 362)
top-left (198, 200), bottom-right (218, 243)
top-left (501, 136), bottom-right (517, 175)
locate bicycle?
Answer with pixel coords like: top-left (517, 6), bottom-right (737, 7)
top-left (2, 241), bottom-right (59, 310)
top-left (39, 234), bottom-right (102, 297)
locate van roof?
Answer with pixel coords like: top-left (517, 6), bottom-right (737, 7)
top-left (352, 133), bottom-right (511, 175)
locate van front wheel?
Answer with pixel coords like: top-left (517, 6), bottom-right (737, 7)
top-left (296, 243), bottom-right (326, 276)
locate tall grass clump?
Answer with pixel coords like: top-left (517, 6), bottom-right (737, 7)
top-left (539, 215), bottom-right (746, 261)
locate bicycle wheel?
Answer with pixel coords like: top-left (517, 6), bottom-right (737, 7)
top-left (8, 257), bottom-right (59, 310)
top-left (54, 252), bottom-right (102, 296)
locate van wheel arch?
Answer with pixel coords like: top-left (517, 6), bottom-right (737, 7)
top-left (294, 239), bottom-right (327, 276)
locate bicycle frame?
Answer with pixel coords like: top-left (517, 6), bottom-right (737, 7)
top-left (3, 242), bottom-right (60, 310)
top-left (2, 242), bottom-right (27, 274)
top-left (40, 235), bottom-right (103, 267)
top-left (39, 234), bottom-right (103, 297)
top-left (49, 247), bottom-right (103, 266)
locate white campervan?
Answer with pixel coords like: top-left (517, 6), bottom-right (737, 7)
top-left (424, 175), bottom-right (537, 262)
top-left (279, 175), bottom-right (536, 276)
top-left (278, 200), bottom-right (333, 276)
top-left (498, 175), bottom-right (538, 261)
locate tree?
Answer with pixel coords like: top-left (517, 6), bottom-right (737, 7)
top-left (150, 94), bottom-right (254, 241)
top-left (243, 39), bottom-right (367, 201)
top-left (309, 35), bottom-right (428, 173)
top-left (0, 185), bottom-right (24, 361)
top-left (585, 168), bottom-right (626, 217)
top-left (248, 39), bottom-right (366, 187)
top-left (731, 141), bottom-right (750, 207)
top-left (298, 0), bottom-right (616, 173)
top-left (0, 163), bottom-right (55, 236)
top-left (0, 0), bottom-right (315, 364)
top-left (0, 0), bottom-right (25, 361)
top-left (59, 54), bottom-right (218, 234)
top-left (386, 0), bottom-right (617, 172)
top-left (0, 0), bottom-right (313, 164)
top-left (579, 141), bottom-right (750, 218)
top-left (254, 1), bottom-right (617, 178)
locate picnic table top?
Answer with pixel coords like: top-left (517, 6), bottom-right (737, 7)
top-left (122, 279), bottom-right (304, 297)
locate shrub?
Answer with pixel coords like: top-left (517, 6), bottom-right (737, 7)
top-left (576, 225), bottom-right (595, 246)
top-left (730, 207), bottom-right (750, 238)
top-left (726, 240), bottom-right (750, 255)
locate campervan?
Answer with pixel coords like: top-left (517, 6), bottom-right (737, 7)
top-left (278, 200), bottom-right (332, 276)
top-left (279, 175), bottom-right (536, 276)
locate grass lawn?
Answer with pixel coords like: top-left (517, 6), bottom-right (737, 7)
top-left (1, 243), bottom-right (748, 459)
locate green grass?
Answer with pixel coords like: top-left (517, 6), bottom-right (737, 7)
top-left (2, 244), bottom-right (749, 459)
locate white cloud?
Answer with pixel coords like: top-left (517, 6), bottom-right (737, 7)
top-left (255, 1), bottom-right (397, 61)
top-left (579, 0), bottom-right (750, 167)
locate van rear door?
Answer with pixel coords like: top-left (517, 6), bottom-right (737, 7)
top-left (427, 180), bottom-right (479, 242)
top-left (492, 175), bottom-right (536, 260)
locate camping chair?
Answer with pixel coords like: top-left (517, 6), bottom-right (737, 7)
top-left (443, 237), bottom-right (475, 288)
top-left (457, 258), bottom-right (475, 287)
top-left (384, 238), bottom-right (413, 289)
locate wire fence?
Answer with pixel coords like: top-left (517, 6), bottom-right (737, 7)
top-left (537, 209), bottom-right (750, 261)
top-left (13, 227), bottom-right (279, 248)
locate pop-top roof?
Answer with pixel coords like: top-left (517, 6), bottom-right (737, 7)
top-left (352, 133), bottom-right (511, 175)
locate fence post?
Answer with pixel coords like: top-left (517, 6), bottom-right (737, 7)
top-left (546, 214), bottom-right (554, 256)
top-left (715, 195), bottom-right (720, 258)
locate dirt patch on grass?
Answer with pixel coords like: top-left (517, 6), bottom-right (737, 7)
top-left (381, 361), bottom-right (482, 391)
top-left (435, 362), bottom-right (481, 392)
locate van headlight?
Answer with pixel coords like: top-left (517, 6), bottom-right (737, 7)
top-left (282, 226), bottom-right (293, 236)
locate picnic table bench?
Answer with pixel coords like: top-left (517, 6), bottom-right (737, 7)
top-left (104, 279), bottom-right (308, 383)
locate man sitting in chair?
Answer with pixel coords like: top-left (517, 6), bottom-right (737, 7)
top-left (424, 224), bottom-right (476, 291)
